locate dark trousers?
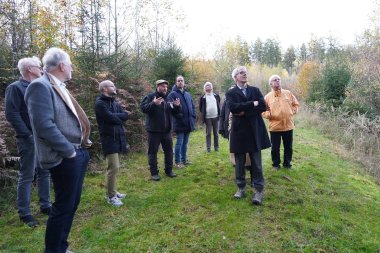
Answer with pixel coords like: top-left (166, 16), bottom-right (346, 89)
top-left (270, 130), bottom-right (293, 167)
top-left (148, 132), bottom-right (173, 176)
top-left (45, 148), bottom-right (89, 253)
top-left (235, 151), bottom-right (264, 192)
top-left (205, 117), bottom-right (219, 151)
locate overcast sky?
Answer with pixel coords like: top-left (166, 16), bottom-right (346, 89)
top-left (171, 0), bottom-right (375, 58)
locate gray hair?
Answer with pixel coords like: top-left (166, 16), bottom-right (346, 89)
top-left (42, 47), bottom-right (71, 72)
top-left (99, 80), bottom-right (113, 92)
top-left (268, 74), bottom-right (281, 85)
top-left (231, 66), bottom-right (247, 82)
top-left (17, 56), bottom-right (41, 77)
top-left (203, 81), bottom-right (213, 91)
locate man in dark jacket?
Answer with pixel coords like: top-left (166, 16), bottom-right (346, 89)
top-left (5, 56), bottom-right (51, 227)
top-left (226, 66), bottom-right (271, 205)
top-left (95, 80), bottom-right (129, 207)
top-left (199, 82), bottom-right (220, 152)
top-left (168, 75), bottom-right (196, 168)
top-left (140, 80), bottom-right (181, 180)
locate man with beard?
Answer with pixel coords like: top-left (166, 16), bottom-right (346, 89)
top-left (141, 80), bottom-right (181, 181)
top-left (95, 80), bottom-right (129, 207)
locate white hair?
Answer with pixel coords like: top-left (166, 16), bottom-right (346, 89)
top-left (203, 82), bottom-right (213, 91)
top-left (17, 56), bottom-right (41, 77)
top-left (268, 74), bottom-right (281, 85)
top-left (42, 47), bottom-right (71, 72)
top-left (231, 66), bottom-right (247, 82)
top-left (99, 80), bottom-right (113, 92)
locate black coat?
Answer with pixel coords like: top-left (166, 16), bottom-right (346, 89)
top-left (218, 100), bottom-right (230, 139)
top-left (225, 85), bottom-right (271, 153)
top-left (199, 93), bottom-right (221, 123)
top-left (95, 94), bottom-right (129, 155)
top-left (140, 91), bottom-right (181, 133)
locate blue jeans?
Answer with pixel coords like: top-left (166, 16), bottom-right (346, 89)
top-left (16, 136), bottom-right (50, 217)
top-left (45, 148), bottom-right (89, 253)
top-left (174, 132), bottom-right (190, 164)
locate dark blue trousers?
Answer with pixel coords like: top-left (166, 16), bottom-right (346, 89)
top-left (45, 148), bottom-right (89, 253)
top-left (270, 130), bottom-right (293, 168)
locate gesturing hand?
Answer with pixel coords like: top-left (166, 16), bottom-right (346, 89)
top-left (153, 96), bottom-right (163, 105)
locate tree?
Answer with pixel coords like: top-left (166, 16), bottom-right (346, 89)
top-left (294, 61), bottom-right (320, 100)
top-left (262, 38), bottom-right (281, 67)
top-left (282, 45), bottom-right (296, 74)
top-left (250, 38), bottom-right (264, 64)
top-left (299, 43), bottom-right (307, 63)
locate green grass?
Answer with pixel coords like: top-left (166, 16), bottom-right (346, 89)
top-left (0, 117), bottom-right (379, 252)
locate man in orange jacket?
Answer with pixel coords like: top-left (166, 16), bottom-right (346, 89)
top-left (262, 75), bottom-right (300, 169)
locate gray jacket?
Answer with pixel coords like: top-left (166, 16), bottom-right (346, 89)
top-left (25, 73), bottom-right (82, 169)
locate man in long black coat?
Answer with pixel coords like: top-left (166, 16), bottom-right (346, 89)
top-left (226, 66), bottom-right (271, 205)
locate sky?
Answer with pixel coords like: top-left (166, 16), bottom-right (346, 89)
top-left (171, 0), bottom-right (376, 58)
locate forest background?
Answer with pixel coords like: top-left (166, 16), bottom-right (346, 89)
top-left (0, 0), bottom-right (379, 185)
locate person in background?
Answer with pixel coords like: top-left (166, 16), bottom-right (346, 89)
top-left (225, 66), bottom-right (271, 205)
top-left (262, 75), bottom-right (300, 170)
top-left (199, 82), bottom-right (220, 153)
top-left (168, 75), bottom-right (196, 168)
top-left (5, 56), bottom-right (51, 227)
top-left (140, 79), bottom-right (181, 181)
top-left (95, 80), bottom-right (129, 207)
top-left (25, 47), bottom-right (92, 253)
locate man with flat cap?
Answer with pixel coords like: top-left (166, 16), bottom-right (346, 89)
top-left (140, 80), bottom-right (181, 181)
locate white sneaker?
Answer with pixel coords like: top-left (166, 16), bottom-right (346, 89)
top-left (107, 195), bottom-right (123, 207)
top-left (115, 192), bottom-right (126, 199)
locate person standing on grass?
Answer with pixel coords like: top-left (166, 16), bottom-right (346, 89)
top-left (140, 80), bottom-right (181, 181)
top-left (199, 82), bottom-right (221, 153)
top-left (168, 75), bottom-right (196, 168)
top-left (226, 66), bottom-right (271, 205)
top-left (95, 80), bottom-right (129, 207)
top-left (25, 47), bottom-right (92, 253)
top-left (262, 75), bottom-right (300, 170)
top-left (5, 56), bottom-right (51, 228)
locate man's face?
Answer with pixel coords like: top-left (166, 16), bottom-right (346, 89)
top-left (176, 77), bottom-right (185, 88)
top-left (205, 84), bottom-right (212, 93)
top-left (236, 70), bottom-right (248, 85)
top-left (270, 78), bottom-right (281, 91)
top-left (104, 82), bottom-right (117, 96)
top-left (61, 61), bottom-right (73, 82)
top-left (157, 83), bottom-right (168, 95)
top-left (28, 64), bottom-right (42, 80)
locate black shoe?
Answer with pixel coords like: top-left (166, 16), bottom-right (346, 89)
top-left (182, 160), bottom-right (192, 166)
top-left (166, 172), bottom-right (177, 178)
top-left (272, 165), bottom-right (281, 170)
top-left (252, 191), bottom-right (264, 205)
top-left (233, 188), bottom-right (245, 199)
top-left (40, 206), bottom-right (52, 215)
top-left (151, 174), bottom-right (161, 181)
top-left (283, 165), bottom-right (292, 169)
top-left (20, 215), bottom-right (38, 228)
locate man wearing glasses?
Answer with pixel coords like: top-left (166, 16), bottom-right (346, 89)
top-left (5, 56), bottom-right (51, 227)
top-left (262, 75), bottom-right (299, 170)
top-left (225, 66), bottom-right (271, 205)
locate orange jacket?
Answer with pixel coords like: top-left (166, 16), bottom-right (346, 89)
top-left (262, 88), bottom-right (300, 132)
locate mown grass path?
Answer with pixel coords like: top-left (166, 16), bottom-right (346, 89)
top-left (1, 117), bottom-right (379, 252)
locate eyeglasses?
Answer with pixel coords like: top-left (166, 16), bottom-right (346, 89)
top-left (239, 71), bottom-right (247, 75)
top-left (272, 79), bottom-right (281, 82)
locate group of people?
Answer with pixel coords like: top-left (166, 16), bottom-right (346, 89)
top-left (4, 45), bottom-right (299, 252)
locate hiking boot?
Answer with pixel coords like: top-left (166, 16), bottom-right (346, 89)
top-left (233, 188), bottom-right (246, 199)
top-left (175, 163), bottom-right (184, 168)
top-left (182, 160), bottom-right (192, 166)
top-left (165, 172), bottom-right (177, 178)
top-left (115, 192), bottom-right (126, 199)
top-left (107, 195), bottom-right (123, 207)
top-left (40, 206), bottom-right (52, 215)
top-left (20, 215), bottom-right (38, 228)
top-left (151, 174), bottom-right (161, 181)
top-left (252, 191), bottom-right (264, 205)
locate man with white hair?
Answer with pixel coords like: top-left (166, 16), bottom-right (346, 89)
top-left (5, 56), bottom-right (51, 227)
top-left (199, 82), bottom-right (220, 153)
top-left (95, 80), bottom-right (129, 206)
top-left (262, 75), bottom-right (299, 170)
top-left (25, 47), bottom-right (92, 253)
top-left (225, 66), bottom-right (271, 205)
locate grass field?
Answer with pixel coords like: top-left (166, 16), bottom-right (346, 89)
top-left (0, 117), bottom-right (379, 252)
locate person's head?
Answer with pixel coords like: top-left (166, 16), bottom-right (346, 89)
top-left (176, 75), bottom-right (185, 89)
top-left (42, 47), bottom-right (73, 82)
top-left (99, 80), bottom-right (117, 97)
top-left (231, 66), bottom-right (248, 86)
top-left (17, 56), bottom-right (42, 82)
top-left (268, 74), bottom-right (281, 91)
top-left (155, 79), bottom-right (169, 95)
top-left (204, 82), bottom-right (213, 93)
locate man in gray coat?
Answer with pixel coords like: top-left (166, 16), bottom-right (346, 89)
top-left (25, 47), bottom-right (92, 253)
